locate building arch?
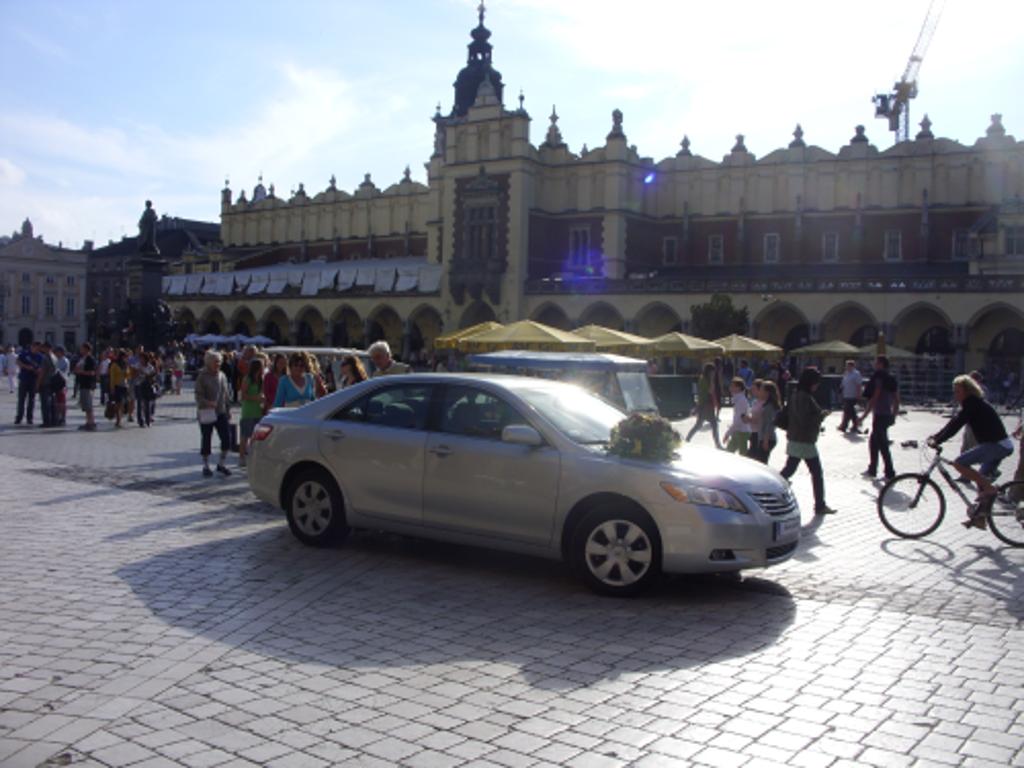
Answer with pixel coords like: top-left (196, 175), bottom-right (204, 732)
top-left (200, 306), bottom-right (226, 335)
top-left (633, 302), bottom-right (682, 337)
top-left (409, 304), bottom-right (444, 358)
top-left (175, 308), bottom-right (197, 337)
top-left (968, 303), bottom-right (1024, 374)
top-left (820, 301), bottom-right (878, 344)
top-left (329, 305), bottom-right (363, 347)
top-left (229, 307), bottom-right (257, 337)
top-left (294, 305), bottom-right (326, 346)
top-left (459, 301), bottom-right (497, 329)
top-left (259, 305), bottom-right (289, 344)
top-left (892, 303), bottom-right (953, 352)
top-left (577, 301), bottom-right (625, 330)
top-left (366, 304), bottom-right (404, 351)
top-left (753, 301), bottom-right (809, 349)
top-left (530, 302), bottom-right (572, 330)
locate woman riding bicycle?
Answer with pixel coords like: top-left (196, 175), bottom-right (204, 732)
top-left (928, 374), bottom-right (1015, 528)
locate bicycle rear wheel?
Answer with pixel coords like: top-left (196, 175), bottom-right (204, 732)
top-left (877, 473), bottom-right (946, 538)
top-left (987, 481), bottom-right (1024, 547)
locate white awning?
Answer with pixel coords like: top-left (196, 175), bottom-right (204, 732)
top-left (165, 276), bottom-right (187, 296)
top-left (215, 274), bottom-right (235, 296)
top-left (319, 267), bottom-right (339, 291)
top-left (374, 267), bottom-right (396, 292)
top-left (234, 272), bottom-right (251, 289)
top-left (161, 277), bottom-right (171, 293)
top-left (418, 265), bottom-right (443, 293)
top-left (356, 267), bottom-right (376, 287)
top-left (185, 274), bottom-right (204, 294)
top-left (288, 269), bottom-right (305, 287)
top-left (395, 266), bottom-right (420, 292)
top-left (247, 274), bottom-right (269, 295)
top-left (337, 267), bottom-right (358, 291)
top-left (300, 272), bottom-right (320, 296)
top-left (266, 276), bottom-right (289, 294)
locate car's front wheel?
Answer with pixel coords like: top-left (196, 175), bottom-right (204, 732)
top-left (571, 505), bottom-right (661, 596)
top-left (285, 467), bottom-right (349, 546)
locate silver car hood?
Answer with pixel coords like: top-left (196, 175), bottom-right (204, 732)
top-left (666, 445), bottom-right (789, 493)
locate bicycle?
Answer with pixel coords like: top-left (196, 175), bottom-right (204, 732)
top-left (876, 445), bottom-right (1024, 547)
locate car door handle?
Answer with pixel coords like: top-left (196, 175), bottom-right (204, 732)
top-left (324, 429), bottom-right (346, 441)
top-left (429, 445), bottom-right (452, 457)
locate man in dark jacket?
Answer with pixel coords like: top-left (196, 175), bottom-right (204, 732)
top-left (929, 374), bottom-right (1014, 528)
top-left (859, 355), bottom-right (899, 480)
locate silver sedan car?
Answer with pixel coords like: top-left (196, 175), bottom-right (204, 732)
top-left (248, 374), bottom-right (800, 596)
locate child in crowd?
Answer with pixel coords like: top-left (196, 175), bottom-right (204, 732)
top-left (723, 377), bottom-right (751, 455)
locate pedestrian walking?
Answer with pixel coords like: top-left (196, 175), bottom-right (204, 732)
top-left (36, 341), bottom-right (59, 428)
top-left (837, 359), bottom-right (863, 433)
top-left (750, 380), bottom-right (781, 463)
top-left (98, 348), bottom-right (111, 405)
top-left (172, 346), bottom-right (185, 395)
top-left (339, 354), bottom-right (368, 387)
top-left (273, 353), bottom-right (316, 408)
top-left (54, 346), bottom-right (70, 425)
top-left (75, 342), bottom-right (98, 431)
top-left (723, 378), bottom-right (752, 455)
top-left (15, 342), bottom-right (41, 425)
top-left (263, 353), bottom-right (286, 415)
top-left (686, 362), bottom-right (722, 449)
top-left (238, 358), bottom-right (265, 468)
top-left (368, 341), bottom-right (411, 377)
top-left (859, 355), bottom-right (899, 480)
top-left (780, 367), bottom-right (836, 515)
top-left (195, 350), bottom-right (233, 477)
top-left (108, 350), bottom-right (128, 428)
top-left (303, 352), bottom-right (329, 398)
top-left (135, 353), bottom-right (157, 427)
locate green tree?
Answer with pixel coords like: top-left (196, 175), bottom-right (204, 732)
top-left (690, 293), bottom-right (749, 339)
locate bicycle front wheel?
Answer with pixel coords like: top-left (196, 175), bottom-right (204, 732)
top-left (877, 473), bottom-right (946, 538)
top-left (987, 481), bottom-right (1024, 547)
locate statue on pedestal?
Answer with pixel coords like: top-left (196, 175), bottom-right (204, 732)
top-left (138, 200), bottom-right (159, 254)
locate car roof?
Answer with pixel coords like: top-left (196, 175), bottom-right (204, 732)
top-left (467, 351), bottom-right (647, 372)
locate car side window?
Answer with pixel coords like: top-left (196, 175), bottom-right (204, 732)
top-left (335, 384), bottom-right (432, 430)
top-left (439, 386), bottom-right (526, 440)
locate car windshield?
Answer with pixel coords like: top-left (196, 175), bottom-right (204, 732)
top-left (617, 372), bottom-right (658, 412)
top-left (515, 384), bottom-right (625, 445)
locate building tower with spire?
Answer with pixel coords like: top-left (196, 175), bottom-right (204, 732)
top-left (451, 2), bottom-right (503, 117)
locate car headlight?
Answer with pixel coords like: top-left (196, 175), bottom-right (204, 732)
top-left (660, 481), bottom-right (748, 513)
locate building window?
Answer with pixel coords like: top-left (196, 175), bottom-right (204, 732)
top-left (44, 331), bottom-right (54, 345)
top-left (569, 226), bottom-right (592, 268)
top-left (45, 296), bottom-right (55, 317)
top-left (64, 331), bottom-right (76, 349)
top-left (21, 272), bottom-right (30, 285)
top-left (708, 234), bottom-right (724, 264)
top-left (952, 229), bottom-right (971, 261)
top-left (65, 296), bottom-right (75, 318)
top-left (45, 274), bottom-right (55, 285)
top-left (66, 275), bottom-right (76, 287)
top-left (210, 261), bottom-right (220, 272)
top-left (763, 233), bottom-right (780, 264)
top-left (467, 205), bottom-right (497, 263)
top-left (883, 230), bottom-right (902, 261)
top-left (0, 296), bottom-right (5, 316)
top-left (1007, 226), bottom-right (1024, 257)
top-left (21, 295), bottom-right (30, 315)
top-left (822, 232), bottom-right (839, 263)
top-left (662, 237), bottom-right (679, 265)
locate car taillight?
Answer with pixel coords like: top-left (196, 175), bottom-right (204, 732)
top-left (252, 424), bottom-right (273, 442)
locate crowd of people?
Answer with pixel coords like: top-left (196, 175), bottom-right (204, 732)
top-left (684, 354), bottom-right (1022, 524)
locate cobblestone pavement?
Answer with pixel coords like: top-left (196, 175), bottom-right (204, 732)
top-left (0, 387), bottom-right (1021, 767)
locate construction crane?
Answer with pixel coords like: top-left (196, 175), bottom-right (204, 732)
top-left (873, 0), bottom-right (946, 143)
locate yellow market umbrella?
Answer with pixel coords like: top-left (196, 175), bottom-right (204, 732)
top-left (434, 321), bottom-right (503, 351)
top-left (573, 325), bottom-right (654, 356)
top-left (789, 340), bottom-right (861, 356)
top-left (458, 320), bottom-right (597, 353)
top-left (713, 334), bottom-right (782, 356)
top-left (650, 332), bottom-right (724, 357)
top-left (857, 343), bottom-right (916, 360)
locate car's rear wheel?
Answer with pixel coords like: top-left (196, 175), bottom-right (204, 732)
top-left (571, 505), bottom-right (661, 596)
top-left (285, 467), bottom-right (349, 546)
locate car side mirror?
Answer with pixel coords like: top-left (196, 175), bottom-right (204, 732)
top-left (502, 424), bottom-right (543, 447)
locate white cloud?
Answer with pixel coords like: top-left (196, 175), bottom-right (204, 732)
top-left (13, 26), bottom-right (70, 61)
top-left (0, 158), bottom-right (26, 187)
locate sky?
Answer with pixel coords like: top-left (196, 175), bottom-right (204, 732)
top-left (1, 0), bottom-right (1022, 249)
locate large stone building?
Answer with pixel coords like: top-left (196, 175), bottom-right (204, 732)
top-left (166, 7), bottom-right (1024, 377)
top-left (0, 219), bottom-right (88, 349)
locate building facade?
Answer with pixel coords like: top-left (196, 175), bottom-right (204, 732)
top-left (166, 8), bottom-right (1024, 375)
top-left (0, 219), bottom-right (88, 349)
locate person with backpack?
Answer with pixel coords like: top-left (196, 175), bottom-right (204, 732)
top-left (779, 367), bottom-right (836, 515)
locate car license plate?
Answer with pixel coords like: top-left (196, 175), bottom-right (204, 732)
top-left (773, 517), bottom-right (800, 541)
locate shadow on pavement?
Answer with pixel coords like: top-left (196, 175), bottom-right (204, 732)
top-left (116, 526), bottom-right (797, 689)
